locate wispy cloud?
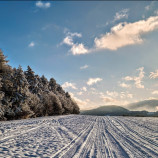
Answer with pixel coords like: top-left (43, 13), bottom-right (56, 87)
top-left (119, 82), bottom-right (131, 88)
top-left (69, 92), bottom-right (88, 109)
top-left (122, 67), bottom-right (145, 89)
top-left (120, 92), bottom-right (133, 99)
top-left (149, 70), bottom-right (158, 79)
top-left (101, 96), bottom-right (117, 103)
top-left (152, 90), bottom-right (158, 95)
top-left (94, 16), bottom-right (158, 51)
top-left (35, 1), bottom-right (51, 9)
top-left (145, 2), bottom-right (155, 11)
top-left (62, 82), bottom-right (77, 90)
top-left (87, 78), bottom-right (102, 86)
top-left (28, 42), bottom-right (35, 47)
top-left (81, 87), bottom-right (87, 92)
top-left (77, 92), bottom-right (83, 96)
top-left (113, 9), bottom-right (129, 22)
top-left (106, 91), bottom-right (118, 97)
top-left (80, 65), bottom-right (89, 70)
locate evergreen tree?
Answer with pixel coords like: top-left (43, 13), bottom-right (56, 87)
top-left (0, 49), bottom-right (11, 74)
top-left (40, 75), bottom-right (49, 93)
top-left (0, 77), bottom-right (5, 120)
top-left (0, 50), bottom-right (80, 121)
top-left (49, 78), bottom-right (58, 93)
top-left (42, 92), bottom-right (63, 116)
top-left (25, 66), bottom-right (38, 94)
top-left (11, 66), bottom-right (33, 119)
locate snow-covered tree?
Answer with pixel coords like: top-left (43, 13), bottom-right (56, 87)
top-left (0, 49), bottom-right (11, 74)
top-left (0, 51), bottom-right (80, 121)
top-left (25, 66), bottom-right (39, 94)
top-left (11, 66), bottom-right (33, 119)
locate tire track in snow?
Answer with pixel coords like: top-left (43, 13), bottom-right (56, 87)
top-left (105, 117), bottom-right (158, 158)
top-left (0, 115), bottom-right (158, 158)
top-left (51, 117), bottom-right (97, 158)
top-left (112, 117), bottom-right (158, 150)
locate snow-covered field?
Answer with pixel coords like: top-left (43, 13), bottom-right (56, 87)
top-left (0, 115), bottom-right (158, 158)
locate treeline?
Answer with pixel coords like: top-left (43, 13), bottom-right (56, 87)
top-left (0, 50), bottom-right (79, 121)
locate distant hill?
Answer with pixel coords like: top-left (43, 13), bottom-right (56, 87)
top-left (128, 99), bottom-right (158, 112)
top-left (81, 105), bottom-right (129, 116)
top-left (81, 105), bottom-right (158, 117)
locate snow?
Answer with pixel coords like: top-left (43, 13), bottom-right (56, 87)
top-left (0, 115), bottom-right (158, 158)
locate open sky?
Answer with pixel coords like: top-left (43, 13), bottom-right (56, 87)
top-left (0, 1), bottom-right (158, 110)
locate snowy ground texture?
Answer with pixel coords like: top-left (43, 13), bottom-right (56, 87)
top-left (0, 115), bottom-right (158, 158)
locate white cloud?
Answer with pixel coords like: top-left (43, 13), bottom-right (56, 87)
top-left (127, 93), bottom-right (133, 99)
top-left (119, 82), bottom-right (131, 88)
top-left (101, 96), bottom-right (117, 103)
top-left (69, 92), bottom-right (88, 109)
top-left (122, 67), bottom-right (145, 89)
top-left (149, 70), bottom-right (158, 79)
top-left (114, 9), bottom-right (129, 22)
top-left (123, 76), bottom-right (133, 81)
top-left (120, 92), bottom-right (133, 99)
top-left (63, 36), bottom-right (74, 46)
top-left (62, 82), bottom-right (77, 90)
top-left (36, 1), bottom-right (51, 9)
top-left (87, 78), bottom-right (103, 86)
top-left (61, 31), bottom-right (89, 55)
top-left (62, 32), bottom-right (82, 46)
top-left (134, 67), bottom-right (145, 88)
top-left (77, 92), bottom-right (83, 95)
top-left (106, 91), bottom-right (118, 97)
top-left (90, 88), bottom-right (96, 91)
top-left (152, 91), bottom-right (158, 95)
top-left (94, 15), bottom-right (158, 51)
top-left (60, 15), bottom-right (158, 55)
top-left (70, 43), bottom-right (89, 55)
top-left (106, 90), bottom-right (133, 99)
top-left (81, 87), bottom-right (87, 92)
top-left (28, 42), bottom-right (35, 47)
top-left (80, 65), bottom-right (89, 70)
top-left (67, 32), bottom-right (82, 38)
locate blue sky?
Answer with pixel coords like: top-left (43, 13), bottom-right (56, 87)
top-left (1, 1), bottom-right (158, 110)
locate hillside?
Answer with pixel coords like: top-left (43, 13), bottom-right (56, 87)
top-left (0, 50), bottom-right (79, 121)
top-left (81, 105), bottom-right (158, 117)
top-left (81, 105), bottom-right (129, 116)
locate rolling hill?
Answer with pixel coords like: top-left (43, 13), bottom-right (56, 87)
top-left (81, 105), bottom-right (158, 117)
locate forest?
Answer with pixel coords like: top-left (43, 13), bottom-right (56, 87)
top-left (0, 50), bottom-right (80, 121)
